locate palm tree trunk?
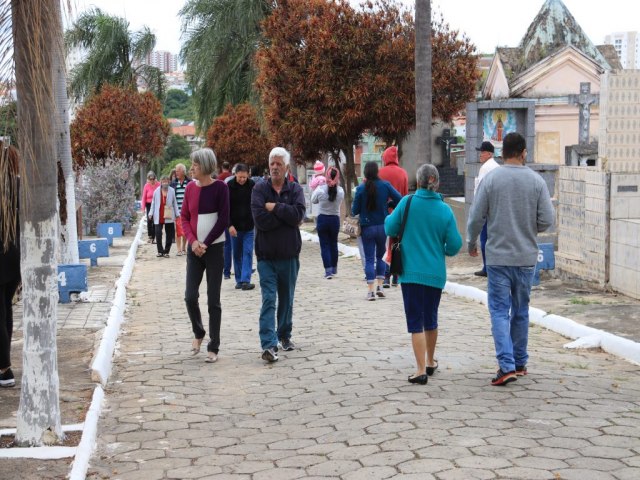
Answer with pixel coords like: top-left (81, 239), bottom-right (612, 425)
top-left (12, 0), bottom-right (63, 446)
top-left (415, 0), bottom-right (432, 165)
top-left (53, 1), bottom-right (79, 264)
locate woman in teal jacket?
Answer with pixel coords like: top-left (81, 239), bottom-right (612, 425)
top-left (385, 164), bottom-right (462, 385)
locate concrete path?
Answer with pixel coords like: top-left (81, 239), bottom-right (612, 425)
top-left (87, 238), bottom-right (640, 480)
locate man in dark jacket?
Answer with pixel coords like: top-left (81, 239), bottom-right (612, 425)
top-left (228, 164), bottom-right (256, 290)
top-left (251, 147), bottom-right (306, 362)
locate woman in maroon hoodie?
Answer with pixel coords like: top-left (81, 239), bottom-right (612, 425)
top-left (181, 148), bottom-right (230, 363)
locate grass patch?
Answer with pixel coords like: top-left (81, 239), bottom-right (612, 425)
top-left (569, 297), bottom-right (601, 305)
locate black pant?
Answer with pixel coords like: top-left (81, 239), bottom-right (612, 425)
top-left (185, 242), bottom-right (224, 353)
top-left (145, 202), bottom-right (154, 239)
top-left (155, 223), bottom-right (175, 254)
top-left (0, 280), bottom-right (19, 369)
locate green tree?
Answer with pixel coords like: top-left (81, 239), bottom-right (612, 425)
top-left (65, 8), bottom-right (166, 102)
top-left (163, 89), bottom-right (195, 121)
top-left (165, 134), bottom-right (192, 162)
top-left (0, 101), bottom-right (17, 143)
top-left (180, 0), bottom-right (272, 133)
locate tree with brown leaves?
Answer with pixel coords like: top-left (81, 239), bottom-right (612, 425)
top-left (206, 102), bottom-right (272, 171)
top-left (71, 85), bottom-right (170, 167)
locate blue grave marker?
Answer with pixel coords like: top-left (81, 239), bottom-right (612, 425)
top-left (78, 238), bottom-right (109, 267)
top-left (533, 243), bottom-right (555, 286)
top-left (57, 264), bottom-right (88, 303)
top-left (97, 222), bottom-right (123, 246)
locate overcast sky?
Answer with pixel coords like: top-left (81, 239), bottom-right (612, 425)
top-left (73, 0), bottom-right (640, 56)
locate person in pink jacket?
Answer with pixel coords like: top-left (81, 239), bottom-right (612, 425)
top-left (141, 171), bottom-right (159, 243)
top-left (309, 160), bottom-right (326, 191)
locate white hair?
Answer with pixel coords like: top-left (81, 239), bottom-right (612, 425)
top-left (416, 163), bottom-right (440, 191)
top-left (269, 147), bottom-right (290, 166)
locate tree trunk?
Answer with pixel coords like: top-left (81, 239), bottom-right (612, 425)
top-left (53, 1), bottom-right (79, 264)
top-left (341, 144), bottom-right (358, 213)
top-left (12, 0), bottom-right (63, 446)
top-left (415, 0), bottom-right (432, 165)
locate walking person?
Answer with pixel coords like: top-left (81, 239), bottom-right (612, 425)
top-left (217, 162), bottom-right (234, 279)
top-left (181, 148), bottom-right (230, 363)
top-left (467, 132), bottom-right (554, 386)
top-left (385, 164), bottom-right (462, 385)
top-left (0, 143), bottom-right (20, 388)
top-left (251, 147), bottom-right (306, 363)
top-left (148, 176), bottom-right (179, 257)
top-left (378, 145), bottom-right (409, 287)
top-left (141, 171), bottom-right (159, 243)
top-left (228, 164), bottom-right (256, 291)
top-left (473, 141), bottom-right (500, 277)
top-left (311, 166), bottom-right (344, 279)
top-left (352, 161), bottom-right (402, 300)
top-left (171, 163), bottom-right (191, 256)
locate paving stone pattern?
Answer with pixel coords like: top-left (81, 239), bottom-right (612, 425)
top-left (88, 239), bottom-right (640, 480)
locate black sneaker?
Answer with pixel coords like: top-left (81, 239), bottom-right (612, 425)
top-left (241, 283), bottom-right (255, 290)
top-left (515, 365), bottom-right (528, 376)
top-left (0, 368), bottom-right (15, 388)
top-left (382, 276), bottom-right (391, 288)
top-left (280, 339), bottom-right (295, 351)
top-left (261, 347), bottom-right (278, 363)
top-left (235, 283), bottom-right (243, 289)
top-left (474, 270), bottom-right (487, 277)
top-left (376, 286), bottom-right (386, 298)
top-left (491, 368), bottom-right (517, 386)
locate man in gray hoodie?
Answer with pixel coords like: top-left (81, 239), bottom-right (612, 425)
top-left (467, 132), bottom-right (555, 386)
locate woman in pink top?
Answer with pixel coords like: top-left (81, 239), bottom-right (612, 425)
top-left (141, 171), bottom-right (159, 243)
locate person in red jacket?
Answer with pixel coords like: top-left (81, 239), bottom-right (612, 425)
top-left (378, 146), bottom-right (408, 287)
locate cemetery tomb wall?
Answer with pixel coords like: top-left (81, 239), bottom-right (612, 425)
top-left (555, 166), bottom-right (610, 285)
top-left (609, 219), bottom-right (640, 299)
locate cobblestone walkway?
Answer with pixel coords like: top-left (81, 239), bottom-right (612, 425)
top-left (87, 239), bottom-right (640, 480)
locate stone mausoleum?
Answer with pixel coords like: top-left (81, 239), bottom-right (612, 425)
top-left (556, 71), bottom-right (640, 300)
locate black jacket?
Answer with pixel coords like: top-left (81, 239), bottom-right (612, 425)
top-left (228, 177), bottom-right (255, 232)
top-left (0, 178), bottom-right (20, 285)
top-left (251, 178), bottom-right (306, 261)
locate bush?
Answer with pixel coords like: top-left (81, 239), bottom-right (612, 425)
top-left (77, 156), bottom-right (138, 234)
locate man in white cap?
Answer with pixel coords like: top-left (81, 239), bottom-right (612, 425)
top-left (473, 141), bottom-right (500, 277)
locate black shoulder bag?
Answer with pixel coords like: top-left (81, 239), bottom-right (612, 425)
top-left (389, 195), bottom-right (413, 276)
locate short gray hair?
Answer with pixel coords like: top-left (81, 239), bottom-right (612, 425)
top-left (190, 148), bottom-right (217, 176)
top-left (147, 170), bottom-right (156, 179)
top-left (416, 163), bottom-right (439, 191)
top-left (269, 147), bottom-right (290, 166)
top-left (175, 163), bottom-right (186, 174)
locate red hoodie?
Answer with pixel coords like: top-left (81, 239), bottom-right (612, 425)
top-left (379, 146), bottom-right (408, 196)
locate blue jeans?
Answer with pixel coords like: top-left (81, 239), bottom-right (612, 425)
top-left (231, 229), bottom-right (254, 284)
top-left (480, 222), bottom-right (488, 273)
top-left (223, 229), bottom-right (232, 277)
top-left (487, 265), bottom-right (536, 372)
top-left (316, 214), bottom-right (340, 274)
top-left (361, 224), bottom-right (387, 284)
top-left (258, 258), bottom-right (300, 350)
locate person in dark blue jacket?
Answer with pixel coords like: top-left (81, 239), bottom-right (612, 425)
top-left (352, 161), bottom-right (402, 301)
top-left (251, 147), bottom-right (306, 363)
